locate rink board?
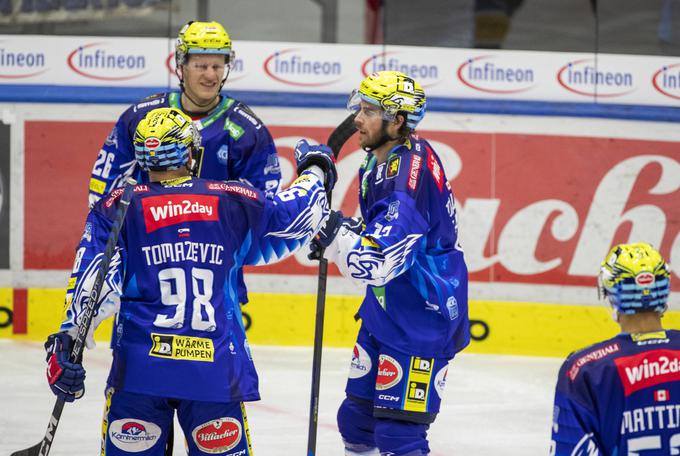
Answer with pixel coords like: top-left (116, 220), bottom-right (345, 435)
top-left (1, 287), bottom-right (678, 358)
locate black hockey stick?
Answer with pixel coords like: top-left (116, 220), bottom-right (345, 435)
top-left (11, 179), bottom-right (136, 456)
top-left (306, 113), bottom-right (357, 456)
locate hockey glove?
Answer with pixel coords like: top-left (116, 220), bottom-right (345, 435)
top-left (309, 211), bottom-right (364, 260)
top-left (294, 139), bottom-right (337, 191)
top-left (45, 332), bottom-right (86, 402)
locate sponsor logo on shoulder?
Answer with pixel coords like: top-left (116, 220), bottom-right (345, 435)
top-left (134, 97), bottom-right (165, 112)
top-left (568, 343), bottom-right (619, 381)
top-left (615, 349), bottom-right (680, 396)
top-left (234, 106), bottom-right (261, 129)
top-left (109, 419), bottom-right (161, 453)
top-left (407, 154), bottom-right (422, 191)
top-left (376, 354), bottom-right (403, 390)
top-left (426, 146), bottom-right (444, 192)
top-left (104, 188), bottom-right (125, 208)
top-left (133, 184), bottom-right (149, 192)
top-left (207, 182), bottom-right (258, 200)
top-left (192, 417), bottom-right (242, 454)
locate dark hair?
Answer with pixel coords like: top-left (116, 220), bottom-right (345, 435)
top-left (396, 112), bottom-right (412, 139)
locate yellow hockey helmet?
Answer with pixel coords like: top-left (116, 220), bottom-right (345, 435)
top-left (347, 70), bottom-right (427, 129)
top-left (133, 108), bottom-right (200, 171)
top-left (175, 21), bottom-right (235, 67)
top-left (598, 242), bottom-right (671, 314)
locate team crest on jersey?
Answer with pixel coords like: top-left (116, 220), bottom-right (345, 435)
top-left (385, 201), bottom-right (400, 222)
top-left (192, 417), bottom-right (242, 454)
top-left (81, 222), bottom-right (93, 242)
top-left (217, 145), bottom-right (229, 164)
top-left (387, 156), bottom-right (401, 178)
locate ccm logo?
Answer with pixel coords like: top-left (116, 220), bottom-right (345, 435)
top-left (378, 394), bottom-right (400, 402)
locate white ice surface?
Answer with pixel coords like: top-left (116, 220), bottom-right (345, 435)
top-left (0, 340), bottom-right (562, 455)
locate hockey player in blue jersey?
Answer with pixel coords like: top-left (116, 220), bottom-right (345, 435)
top-left (88, 20), bottom-right (281, 304)
top-left (312, 71), bottom-right (470, 456)
top-left (550, 242), bottom-right (678, 456)
top-left (44, 107), bottom-right (336, 455)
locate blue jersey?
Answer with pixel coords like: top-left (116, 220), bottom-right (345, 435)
top-left (61, 172), bottom-right (328, 403)
top-left (88, 92), bottom-right (281, 303)
top-left (551, 330), bottom-right (680, 456)
top-left (326, 135), bottom-right (469, 358)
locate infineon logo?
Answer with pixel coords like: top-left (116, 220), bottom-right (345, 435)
top-left (142, 194), bottom-right (219, 233)
top-left (67, 42), bottom-right (147, 81)
top-left (557, 59), bottom-right (634, 97)
top-left (652, 63), bottom-right (680, 101)
top-left (263, 48), bottom-right (343, 86)
top-left (456, 55), bottom-right (535, 94)
top-left (0, 45), bottom-right (48, 79)
top-left (361, 51), bottom-right (440, 87)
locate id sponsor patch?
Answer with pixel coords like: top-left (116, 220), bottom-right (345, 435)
top-left (376, 354), bottom-right (402, 390)
top-left (108, 419), bottom-right (161, 453)
top-left (349, 343), bottom-right (372, 379)
top-left (149, 333), bottom-right (215, 362)
top-left (404, 356), bottom-right (434, 412)
top-left (192, 417), bottom-right (242, 454)
top-left (89, 177), bottom-right (106, 195)
top-left (614, 349), bottom-right (680, 396)
top-left (142, 194), bottom-right (219, 233)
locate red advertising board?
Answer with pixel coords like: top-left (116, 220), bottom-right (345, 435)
top-left (23, 122), bottom-right (680, 287)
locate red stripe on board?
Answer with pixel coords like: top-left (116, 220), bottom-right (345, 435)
top-left (12, 289), bottom-right (27, 334)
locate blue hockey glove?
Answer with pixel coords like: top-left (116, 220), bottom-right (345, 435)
top-left (309, 211), bottom-right (364, 260)
top-left (294, 139), bottom-right (337, 191)
top-left (45, 332), bottom-right (86, 402)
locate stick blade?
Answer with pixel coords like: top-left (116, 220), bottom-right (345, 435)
top-left (11, 442), bottom-right (42, 456)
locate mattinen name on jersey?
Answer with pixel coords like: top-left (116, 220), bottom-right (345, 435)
top-left (142, 241), bottom-right (224, 266)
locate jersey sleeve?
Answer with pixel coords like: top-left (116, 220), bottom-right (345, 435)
top-left (242, 169), bottom-right (328, 266)
top-left (550, 360), bottom-right (603, 456)
top-left (229, 104), bottom-right (281, 199)
top-left (88, 108), bottom-right (140, 208)
top-left (60, 201), bottom-right (125, 348)
top-left (326, 190), bottom-right (428, 288)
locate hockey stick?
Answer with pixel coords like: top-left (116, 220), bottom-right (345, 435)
top-left (11, 179), bottom-right (136, 456)
top-left (306, 114), bottom-right (357, 456)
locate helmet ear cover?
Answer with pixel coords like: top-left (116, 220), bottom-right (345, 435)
top-left (598, 242), bottom-right (671, 315)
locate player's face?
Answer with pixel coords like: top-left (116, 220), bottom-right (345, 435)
top-left (354, 101), bottom-right (386, 149)
top-left (182, 54), bottom-right (226, 104)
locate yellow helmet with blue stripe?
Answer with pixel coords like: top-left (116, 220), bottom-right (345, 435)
top-left (133, 108), bottom-right (200, 171)
top-left (598, 242), bottom-right (671, 314)
top-left (348, 70), bottom-right (427, 129)
top-left (175, 21), bottom-right (235, 67)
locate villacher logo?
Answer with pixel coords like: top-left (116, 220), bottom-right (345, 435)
top-left (457, 55), bottom-right (535, 94)
top-left (361, 51), bottom-right (440, 87)
top-left (557, 59), bottom-right (635, 97)
top-left (652, 63), bottom-right (680, 101)
top-left (0, 44), bottom-right (48, 79)
top-left (263, 48), bottom-right (343, 86)
top-left (67, 42), bottom-right (148, 81)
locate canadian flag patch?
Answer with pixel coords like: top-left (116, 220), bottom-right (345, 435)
top-left (654, 389), bottom-right (670, 402)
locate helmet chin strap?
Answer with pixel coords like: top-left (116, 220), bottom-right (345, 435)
top-left (362, 120), bottom-right (402, 152)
